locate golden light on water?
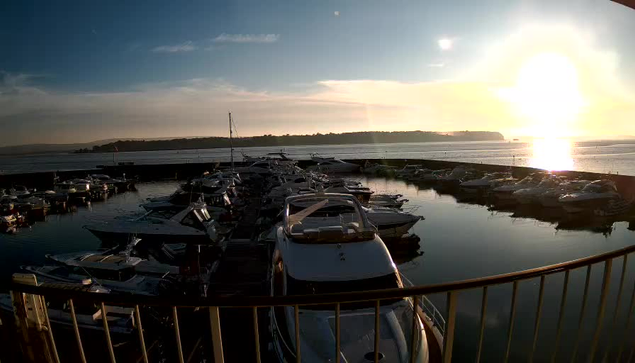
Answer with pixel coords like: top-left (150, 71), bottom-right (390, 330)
top-left (530, 137), bottom-right (573, 171)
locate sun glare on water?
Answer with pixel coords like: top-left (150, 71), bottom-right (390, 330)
top-left (530, 137), bottom-right (573, 171)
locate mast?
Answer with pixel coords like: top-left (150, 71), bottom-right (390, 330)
top-left (228, 112), bottom-right (234, 170)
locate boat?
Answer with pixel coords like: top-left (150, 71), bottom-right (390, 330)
top-left (538, 180), bottom-right (590, 208)
top-left (436, 166), bottom-right (472, 186)
top-left (307, 159), bottom-right (361, 174)
top-left (512, 176), bottom-right (561, 205)
top-left (1, 215), bottom-right (17, 233)
top-left (459, 172), bottom-right (514, 193)
top-left (85, 202), bottom-right (222, 245)
top-left (368, 194), bottom-right (409, 209)
top-left (362, 162), bottom-right (396, 176)
top-left (270, 192), bottom-right (436, 362)
top-left (492, 173), bottom-right (544, 201)
top-left (310, 153), bottom-right (335, 163)
top-left (364, 206), bottom-right (423, 239)
top-left (559, 180), bottom-right (626, 214)
top-left (8, 185), bottom-right (30, 197)
top-left (45, 240), bottom-right (180, 278)
top-left (395, 165), bottom-right (423, 179)
top-left (324, 179), bottom-right (373, 204)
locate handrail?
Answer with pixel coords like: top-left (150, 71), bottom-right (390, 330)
top-left (10, 244), bottom-right (635, 307)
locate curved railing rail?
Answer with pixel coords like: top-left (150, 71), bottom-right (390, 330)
top-left (9, 243), bottom-right (635, 363)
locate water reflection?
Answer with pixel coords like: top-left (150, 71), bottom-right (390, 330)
top-left (530, 137), bottom-right (574, 171)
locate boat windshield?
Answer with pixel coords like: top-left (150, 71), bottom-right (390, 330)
top-left (287, 272), bottom-right (401, 294)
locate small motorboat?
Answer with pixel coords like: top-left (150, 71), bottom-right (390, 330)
top-left (368, 194), bottom-right (408, 209)
top-left (363, 206), bottom-right (423, 239)
top-left (512, 176), bottom-right (561, 205)
top-left (558, 180), bottom-right (625, 214)
top-left (459, 172), bottom-right (514, 193)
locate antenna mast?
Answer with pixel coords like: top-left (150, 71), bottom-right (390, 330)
top-left (229, 112), bottom-right (234, 170)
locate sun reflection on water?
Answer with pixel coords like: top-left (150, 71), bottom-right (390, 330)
top-left (530, 138), bottom-right (574, 171)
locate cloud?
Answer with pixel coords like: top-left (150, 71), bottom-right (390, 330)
top-left (212, 33), bottom-right (280, 44)
top-left (334, 11), bottom-right (340, 17)
top-left (152, 41), bottom-right (197, 53)
top-left (427, 63), bottom-right (445, 68)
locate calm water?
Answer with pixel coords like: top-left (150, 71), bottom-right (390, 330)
top-left (3, 140), bottom-right (635, 176)
top-left (1, 178), bottom-right (634, 361)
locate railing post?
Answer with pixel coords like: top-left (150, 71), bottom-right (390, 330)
top-left (504, 281), bottom-right (519, 363)
top-left (442, 291), bottom-right (458, 363)
top-left (616, 280), bottom-right (635, 362)
top-left (603, 255), bottom-right (628, 362)
top-left (134, 305), bottom-right (149, 363)
top-left (529, 276), bottom-right (546, 362)
top-left (551, 270), bottom-right (570, 363)
top-left (41, 297), bottom-right (61, 363)
top-left (172, 307), bottom-right (185, 363)
top-left (335, 303), bottom-right (341, 363)
top-left (68, 299), bottom-right (87, 363)
top-left (101, 302), bottom-right (117, 363)
top-left (571, 265), bottom-right (593, 363)
top-left (589, 259), bottom-right (613, 361)
top-left (374, 300), bottom-right (381, 363)
top-left (209, 306), bottom-right (225, 363)
top-left (475, 287), bottom-right (488, 363)
top-left (410, 296), bottom-right (419, 363)
top-left (294, 305), bottom-right (301, 363)
top-left (252, 307), bottom-right (261, 363)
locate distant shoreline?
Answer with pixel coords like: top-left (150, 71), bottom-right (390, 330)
top-left (78, 131), bottom-right (505, 154)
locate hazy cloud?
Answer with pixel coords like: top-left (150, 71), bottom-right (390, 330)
top-left (427, 63), bottom-right (445, 68)
top-left (152, 41), bottom-right (197, 53)
top-left (212, 33), bottom-right (280, 43)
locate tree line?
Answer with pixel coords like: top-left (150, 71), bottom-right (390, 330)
top-left (78, 131), bottom-right (504, 153)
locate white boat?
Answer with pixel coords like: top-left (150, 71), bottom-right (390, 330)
top-left (369, 194), bottom-right (408, 209)
top-left (512, 177), bottom-right (561, 204)
top-left (46, 243), bottom-right (179, 278)
top-left (307, 159), bottom-right (360, 174)
top-left (538, 180), bottom-right (590, 207)
top-left (270, 193), bottom-right (435, 363)
top-left (395, 165), bottom-right (422, 179)
top-left (459, 172), bottom-right (514, 193)
top-left (492, 174), bottom-right (544, 201)
top-left (559, 180), bottom-right (625, 214)
top-left (309, 152), bottom-right (335, 163)
top-left (9, 185), bottom-right (30, 197)
top-left (324, 179), bottom-right (373, 204)
top-left (22, 263), bottom-right (170, 296)
top-left (362, 162), bottom-right (396, 176)
top-left (437, 166), bottom-right (470, 186)
top-left (85, 202), bottom-right (221, 244)
top-left (0, 292), bottom-right (135, 335)
top-left (364, 206), bottom-right (423, 239)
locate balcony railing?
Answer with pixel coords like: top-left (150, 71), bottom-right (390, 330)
top-left (8, 243), bottom-right (635, 363)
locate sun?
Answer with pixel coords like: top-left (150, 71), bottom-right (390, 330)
top-left (501, 52), bottom-right (585, 137)
top-left (438, 38), bottom-right (453, 51)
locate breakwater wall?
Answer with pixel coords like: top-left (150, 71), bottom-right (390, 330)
top-left (1, 159), bottom-right (634, 200)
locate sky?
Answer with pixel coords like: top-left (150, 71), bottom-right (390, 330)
top-left (1, 0), bottom-right (635, 146)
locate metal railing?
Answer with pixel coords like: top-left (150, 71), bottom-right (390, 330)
top-left (8, 243), bottom-right (635, 363)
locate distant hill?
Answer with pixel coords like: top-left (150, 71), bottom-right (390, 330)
top-left (84, 131), bottom-right (505, 153)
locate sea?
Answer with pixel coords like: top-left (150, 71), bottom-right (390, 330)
top-left (2, 139), bottom-right (635, 176)
top-left (1, 141), bottom-right (634, 360)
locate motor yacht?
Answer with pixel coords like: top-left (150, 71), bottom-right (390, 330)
top-left (363, 206), bottom-right (423, 239)
top-left (307, 159), bottom-right (361, 174)
top-left (459, 172), bottom-right (514, 193)
top-left (270, 193), bottom-right (436, 362)
top-left (491, 174), bottom-right (544, 201)
top-left (368, 194), bottom-right (409, 209)
top-left (85, 202), bottom-right (222, 245)
top-left (538, 180), bottom-right (590, 208)
top-left (559, 180), bottom-right (626, 214)
top-left (512, 176), bottom-right (561, 205)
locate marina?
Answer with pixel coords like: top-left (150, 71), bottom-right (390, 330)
top-left (1, 153), bottom-right (635, 362)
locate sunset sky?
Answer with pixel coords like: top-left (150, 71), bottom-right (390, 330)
top-left (1, 0), bottom-right (635, 146)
